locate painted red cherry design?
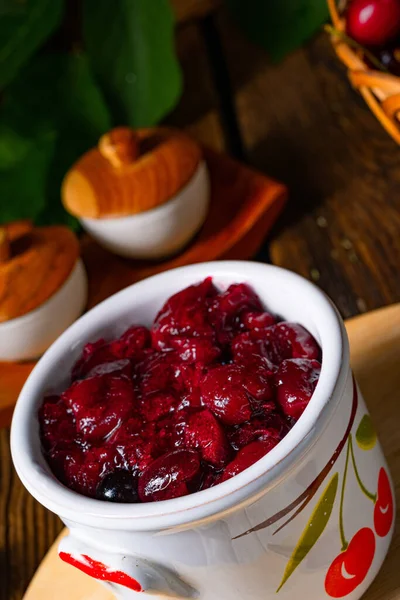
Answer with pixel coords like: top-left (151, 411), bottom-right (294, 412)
top-left (346, 0), bottom-right (400, 47)
top-left (59, 552), bottom-right (142, 592)
top-left (374, 467), bottom-right (394, 537)
top-left (325, 528), bottom-right (375, 598)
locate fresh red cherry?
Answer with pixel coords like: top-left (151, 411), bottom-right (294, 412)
top-left (221, 440), bottom-right (277, 482)
top-left (184, 409), bottom-right (230, 467)
top-left (275, 358), bottom-right (321, 419)
top-left (325, 528), bottom-right (375, 598)
top-left (138, 449), bottom-right (200, 502)
top-left (374, 467), bottom-right (394, 537)
top-left (346, 0), bottom-right (400, 46)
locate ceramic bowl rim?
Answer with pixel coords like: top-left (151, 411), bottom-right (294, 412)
top-left (10, 261), bottom-right (349, 530)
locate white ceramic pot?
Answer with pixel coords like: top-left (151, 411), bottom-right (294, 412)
top-left (11, 262), bottom-right (394, 600)
top-left (0, 259), bottom-right (87, 362)
top-left (80, 161), bottom-right (210, 260)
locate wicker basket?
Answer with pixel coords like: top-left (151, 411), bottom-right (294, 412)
top-left (327, 0), bottom-right (400, 143)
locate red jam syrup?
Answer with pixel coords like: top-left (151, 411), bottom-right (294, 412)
top-left (39, 278), bottom-right (321, 502)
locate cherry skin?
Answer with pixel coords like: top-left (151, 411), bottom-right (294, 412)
top-left (374, 467), bottom-right (394, 537)
top-left (221, 440), bottom-right (278, 482)
top-left (184, 409), bottom-right (230, 468)
top-left (199, 364), bottom-right (253, 426)
top-left (138, 449), bottom-right (201, 502)
top-left (346, 0), bottom-right (400, 47)
top-left (325, 528), bottom-right (375, 598)
top-left (275, 358), bottom-right (321, 419)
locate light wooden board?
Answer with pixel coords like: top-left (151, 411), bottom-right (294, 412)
top-left (23, 305), bottom-right (400, 600)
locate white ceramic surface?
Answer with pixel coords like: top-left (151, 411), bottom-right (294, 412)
top-left (0, 259), bottom-right (87, 362)
top-left (11, 262), bottom-right (394, 600)
top-left (80, 161), bottom-right (210, 260)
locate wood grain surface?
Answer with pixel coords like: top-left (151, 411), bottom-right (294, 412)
top-left (12, 304), bottom-right (400, 600)
top-left (215, 14), bottom-right (400, 317)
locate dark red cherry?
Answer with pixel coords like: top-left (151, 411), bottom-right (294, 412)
top-left (347, 0), bottom-right (400, 46)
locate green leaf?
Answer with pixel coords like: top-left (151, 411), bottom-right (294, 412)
top-left (356, 415), bottom-right (377, 451)
top-left (0, 125), bottom-right (32, 170)
top-left (82, 0), bottom-right (182, 126)
top-left (277, 472), bottom-right (339, 591)
top-left (0, 127), bottom-right (56, 224)
top-left (0, 53), bottom-right (111, 226)
top-left (3, 53), bottom-right (111, 140)
top-left (0, 0), bottom-right (64, 87)
top-left (226, 0), bottom-right (329, 62)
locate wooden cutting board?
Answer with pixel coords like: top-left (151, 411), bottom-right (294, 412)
top-left (23, 304), bottom-right (400, 600)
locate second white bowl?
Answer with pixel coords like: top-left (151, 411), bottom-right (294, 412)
top-left (80, 161), bottom-right (210, 260)
top-left (0, 259), bottom-right (88, 362)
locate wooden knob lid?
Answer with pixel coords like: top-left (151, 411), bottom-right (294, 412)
top-left (0, 228), bottom-right (9, 264)
top-left (62, 127), bottom-right (202, 219)
top-left (0, 223), bottom-right (79, 322)
top-left (98, 127), bottom-right (139, 168)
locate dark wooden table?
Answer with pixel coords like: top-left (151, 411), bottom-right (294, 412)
top-left (1, 2), bottom-right (400, 598)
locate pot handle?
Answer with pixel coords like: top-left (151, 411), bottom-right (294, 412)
top-left (58, 532), bottom-right (198, 599)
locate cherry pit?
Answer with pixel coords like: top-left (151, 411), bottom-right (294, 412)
top-left (39, 278), bottom-right (322, 503)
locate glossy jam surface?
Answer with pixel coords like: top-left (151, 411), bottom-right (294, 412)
top-left (39, 279), bottom-right (322, 503)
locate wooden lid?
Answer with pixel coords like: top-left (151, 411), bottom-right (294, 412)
top-left (62, 127), bottom-right (202, 219)
top-left (0, 222), bottom-right (80, 322)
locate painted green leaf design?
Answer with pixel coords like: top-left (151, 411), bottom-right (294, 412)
top-left (356, 414), bottom-right (377, 451)
top-left (277, 472), bottom-right (338, 592)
